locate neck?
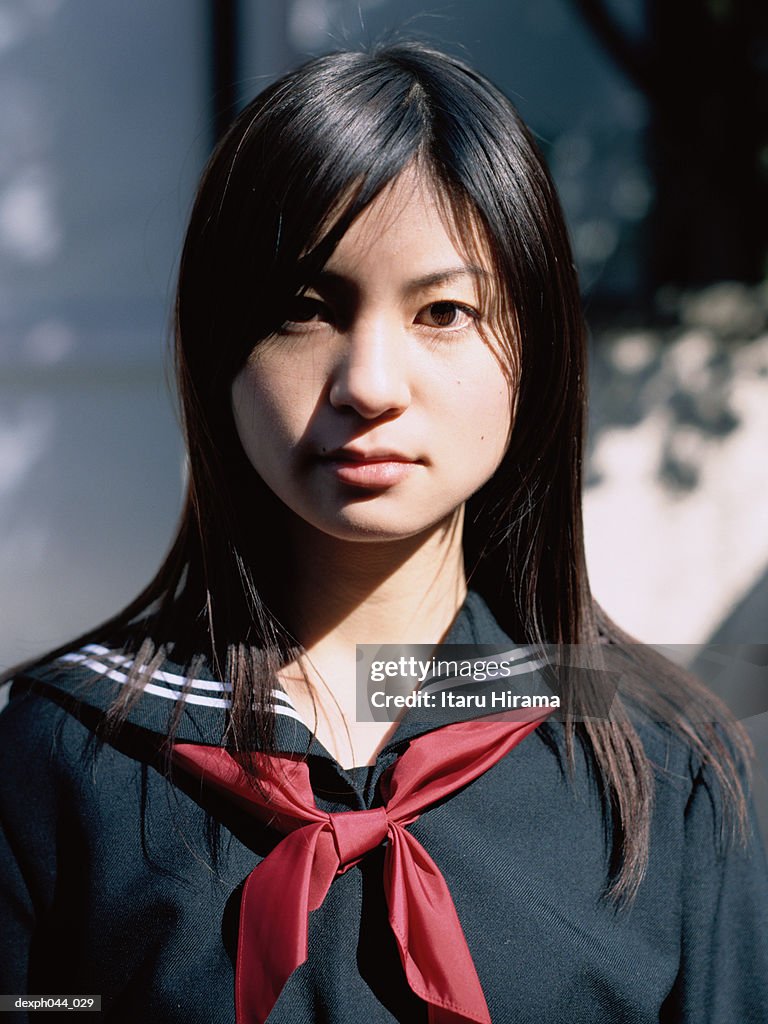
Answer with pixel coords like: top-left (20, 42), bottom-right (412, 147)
top-left (264, 509), bottom-right (467, 768)
top-left (280, 507), bottom-right (468, 650)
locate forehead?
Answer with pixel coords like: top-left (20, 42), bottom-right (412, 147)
top-left (322, 165), bottom-right (492, 281)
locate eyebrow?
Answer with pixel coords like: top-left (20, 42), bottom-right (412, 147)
top-left (402, 265), bottom-right (489, 294)
top-left (311, 264), bottom-right (488, 297)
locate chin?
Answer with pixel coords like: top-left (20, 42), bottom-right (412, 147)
top-left (296, 503), bottom-right (462, 545)
top-left (315, 516), bottom-right (438, 544)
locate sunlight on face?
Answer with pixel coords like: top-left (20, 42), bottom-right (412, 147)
top-left (231, 167), bottom-right (514, 544)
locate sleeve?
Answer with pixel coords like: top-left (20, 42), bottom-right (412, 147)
top-left (0, 815), bottom-right (35, 998)
top-left (0, 685), bottom-right (60, 1009)
top-left (661, 764), bottom-right (768, 1023)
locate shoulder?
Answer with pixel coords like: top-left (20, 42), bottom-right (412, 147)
top-left (0, 651), bottom-right (199, 843)
top-left (0, 676), bottom-right (84, 765)
top-left (633, 715), bottom-right (707, 802)
top-left (0, 669), bottom-right (126, 804)
top-left (544, 692), bottom-right (758, 854)
top-left (595, 636), bottom-right (757, 819)
top-left (628, 709), bottom-right (766, 875)
top-left (0, 679), bottom-right (109, 884)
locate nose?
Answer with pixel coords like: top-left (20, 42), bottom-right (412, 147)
top-left (328, 316), bottom-right (411, 419)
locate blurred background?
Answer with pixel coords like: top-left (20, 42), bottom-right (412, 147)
top-left (0, 0), bottom-right (766, 820)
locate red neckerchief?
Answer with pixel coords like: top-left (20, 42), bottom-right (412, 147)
top-left (172, 713), bottom-right (548, 1024)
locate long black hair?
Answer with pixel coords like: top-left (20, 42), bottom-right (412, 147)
top-left (9, 41), bottom-right (751, 903)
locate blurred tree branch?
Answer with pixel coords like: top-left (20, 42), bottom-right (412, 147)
top-left (572, 0), bottom-right (653, 95)
top-left (572, 0), bottom-right (768, 289)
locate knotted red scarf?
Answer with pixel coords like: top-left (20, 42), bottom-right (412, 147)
top-left (172, 714), bottom-right (546, 1024)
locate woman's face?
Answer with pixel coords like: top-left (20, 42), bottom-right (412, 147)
top-left (231, 169), bottom-right (514, 544)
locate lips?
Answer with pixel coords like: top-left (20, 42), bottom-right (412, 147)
top-left (318, 447), bottom-right (420, 488)
top-left (328, 448), bottom-right (416, 463)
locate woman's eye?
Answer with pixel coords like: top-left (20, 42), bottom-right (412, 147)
top-left (280, 296), bottom-right (331, 329)
top-left (416, 301), bottom-right (478, 330)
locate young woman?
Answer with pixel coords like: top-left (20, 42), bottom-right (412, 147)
top-left (1, 42), bottom-right (766, 1024)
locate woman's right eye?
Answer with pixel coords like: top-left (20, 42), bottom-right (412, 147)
top-left (280, 296), bottom-right (332, 330)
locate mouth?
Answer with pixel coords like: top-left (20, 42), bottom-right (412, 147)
top-left (318, 447), bottom-right (421, 488)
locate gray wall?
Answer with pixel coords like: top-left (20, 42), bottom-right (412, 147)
top-left (1, 0), bottom-right (206, 667)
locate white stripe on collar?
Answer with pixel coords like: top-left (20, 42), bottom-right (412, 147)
top-left (420, 646), bottom-right (549, 695)
top-left (58, 645), bottom-right (303, 721)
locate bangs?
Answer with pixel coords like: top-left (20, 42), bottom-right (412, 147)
top-left (210, 56), bottom-right (433, 364)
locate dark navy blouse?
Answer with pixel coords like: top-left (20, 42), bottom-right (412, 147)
top-left (1, 592), bottom-right (767, 1022)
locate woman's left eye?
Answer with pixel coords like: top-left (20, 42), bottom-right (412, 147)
top-left (416, 301), bottom-right (479, 330)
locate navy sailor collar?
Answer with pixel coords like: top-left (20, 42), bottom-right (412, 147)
top-left (16, 591), bottom-right (553, 765)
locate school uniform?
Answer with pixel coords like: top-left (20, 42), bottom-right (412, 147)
top-left (1, 591), bottom-right (767, 1022)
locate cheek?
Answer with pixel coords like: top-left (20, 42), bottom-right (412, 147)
top-left (448, 363), bottom-right (513, 468)
top-left (231, 368), bottom-right (290, 473)
top-left (478, 383), bottom-right (512, 442)
top-left (231, 360), bottom-right (307, 453)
